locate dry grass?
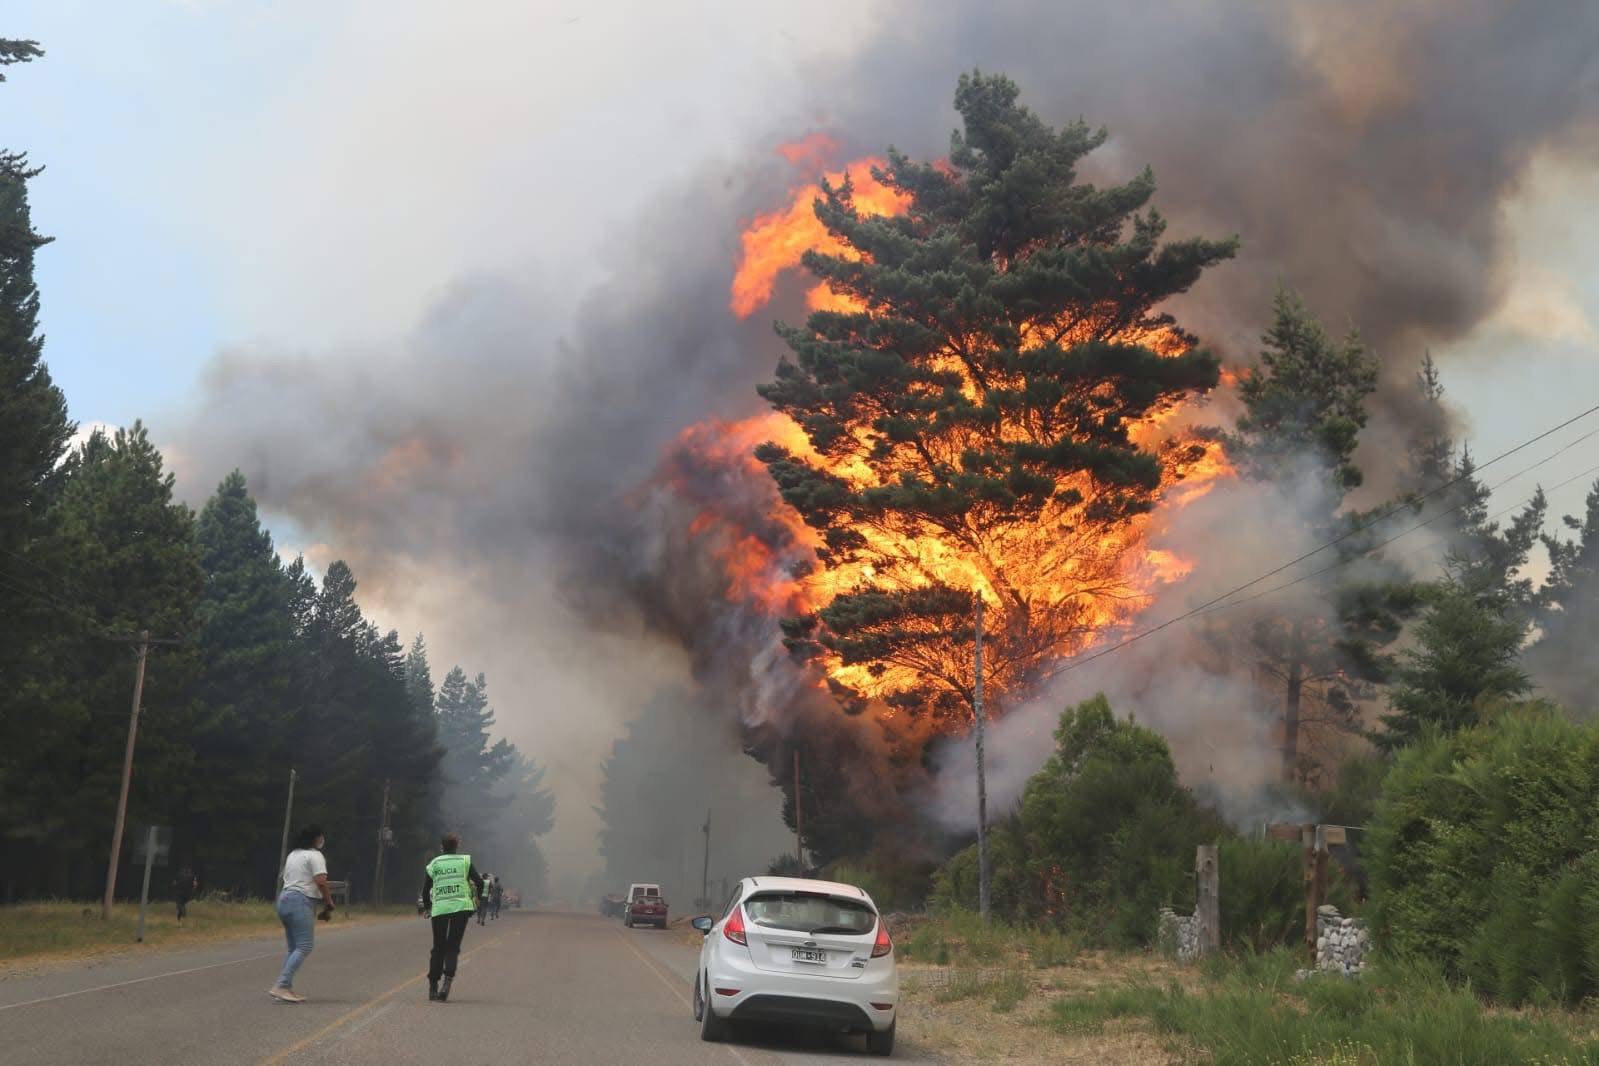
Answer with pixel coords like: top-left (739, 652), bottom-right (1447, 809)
top-left (0, 900), bottom-right (414, 971)
top-left (896, 952), bottom-right (1195, 1063)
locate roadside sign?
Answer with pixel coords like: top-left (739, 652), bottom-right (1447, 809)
top-left (131, 825), bottom-right (172, 866)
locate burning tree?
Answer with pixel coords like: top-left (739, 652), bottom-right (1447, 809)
top-left (753, 72), bottom-right (1238, 735)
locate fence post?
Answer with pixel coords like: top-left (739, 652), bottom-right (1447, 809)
top-left (1195, 844), bottom-right (1220, 957)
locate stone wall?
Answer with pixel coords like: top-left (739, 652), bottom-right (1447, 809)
top-left (1315, 904), bottom-right (1370, 975)
top-left (1156, 906), bottom-right (1201, 963)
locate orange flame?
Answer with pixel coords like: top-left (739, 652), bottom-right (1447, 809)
top-left (730, 157), bottom-right (911, 319)
top-left (684, 139), bottom-right (1235, 723)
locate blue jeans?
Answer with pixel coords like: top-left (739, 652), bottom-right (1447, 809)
top-left (275, 891), bottom-right (316, 989)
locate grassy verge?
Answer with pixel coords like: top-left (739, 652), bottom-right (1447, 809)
top-left (0, 899), bottom-right (415, 968)
top-left (892, 912), bottom-right (1599, 1064)
top-left (1048, 951), bottom-right (1599, 1065)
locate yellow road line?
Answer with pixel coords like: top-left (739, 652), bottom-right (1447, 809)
top-left (260, 927), bottom-right (522, 1065)
top-left (611, 929), bottom-right (753, 1066)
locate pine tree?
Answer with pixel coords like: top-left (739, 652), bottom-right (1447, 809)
top-left (2, 425), bottom-right (204, 895)
top-left (756, 72), bottom-right (1235, 748)
top-left (1222, 290), bottom-right (1411, 781)
top-left (0, 38), bottom-right (66, 565)
top-left (435, 667), bottom-right (514, 843)
top-left (1529, 481), bottom-right (1599, 712)
top-left (404, 634), bottom-right (435, 718)
top-left (1378, 576), bottom-right (1532, 748)
top-left (1403, 355), bottom-right (1546, 611)
top-left (185, 471), bottom-right (298, 891)
top-left (0, 40), bottom-right (71, 789)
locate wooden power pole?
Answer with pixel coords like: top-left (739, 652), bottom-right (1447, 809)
top-left (793, 750), bottom-right (803, 871)
top-left (276, 768), bottom-right (297, 895)
top-left (373, 780), bottom-right (391, 906)
top-left (974, 593), bottom-right (991, 925)
top-left (102, 631), bottom-right (151, 921)
top-left (701, 809), bottom-right (711, 910)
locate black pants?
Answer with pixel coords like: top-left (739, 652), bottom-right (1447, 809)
top-left (428, 912), bottom-right (470, 981)
top-left (175, 898), bottom-right (189, 920)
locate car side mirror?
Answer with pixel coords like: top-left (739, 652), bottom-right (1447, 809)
top-left (690, 916), bottom-right (714, 935)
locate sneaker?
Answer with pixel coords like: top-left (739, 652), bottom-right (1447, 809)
top-left (269, 986), bottom-right (305, 1003)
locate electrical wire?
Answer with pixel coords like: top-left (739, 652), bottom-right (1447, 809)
top-left (1050, 401), bottom-right (1599, 677)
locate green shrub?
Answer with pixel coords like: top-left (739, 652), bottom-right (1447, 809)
top-left (933, 694), bottom-right (1224, 946)
top-left (1367, 708), bottom-right (1599, 1004)
top-left (1218, 837), bottom-right (1354, 954)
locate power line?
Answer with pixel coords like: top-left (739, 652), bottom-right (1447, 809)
top-left (1050, 401), bottom-right (1599, 678)
top-left (1198, 440), bottom-right (1599, 616)
top-left (0, 567), bottom-right (114, 636)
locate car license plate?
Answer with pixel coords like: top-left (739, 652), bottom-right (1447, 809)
top-left (791, 948), bottom-right (827, 964)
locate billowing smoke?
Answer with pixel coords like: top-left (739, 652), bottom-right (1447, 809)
top-left (168, 1), bottom-right (1599, 873)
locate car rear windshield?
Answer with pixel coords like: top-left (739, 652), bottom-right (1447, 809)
top-left (743, 891), bottom-right (876, 934)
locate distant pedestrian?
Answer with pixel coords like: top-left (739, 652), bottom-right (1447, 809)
top-left (270, 825), bottom-right (335, 1004)
top-left (422, 833), bottom-right (484, 1002)
top-left (489, 878), bottom-right (503, 920)
top-left (172, 868), bottom-right (197, 921)
top-left (476, 874), bottom-right (490, 926)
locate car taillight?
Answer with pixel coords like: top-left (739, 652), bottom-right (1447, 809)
top-left (871, 921), bottom-right (892, 958)
top-left (724, 905), bottom-right (747, 946)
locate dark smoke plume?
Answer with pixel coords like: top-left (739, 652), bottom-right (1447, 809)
top-left (170, 1), bottom-right (1599, 866)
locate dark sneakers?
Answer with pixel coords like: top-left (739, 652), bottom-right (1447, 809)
top-left (438, 976), bottom-right (453, 1002)
top-left (428, 979), bottom-right (439, 1001)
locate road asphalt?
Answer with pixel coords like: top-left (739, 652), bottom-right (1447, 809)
top-left (0, 910), bottom-right (935, 1064)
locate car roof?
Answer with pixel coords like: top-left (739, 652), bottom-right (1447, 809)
top-left (743, 876), bottom-right (870, 900)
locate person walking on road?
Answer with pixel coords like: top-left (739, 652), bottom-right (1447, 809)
top-left (489, 877), bottom-right (503, 921)
top-left (475, 873), bottom-right (491, 926)
top-left (270, 826), bottom-right (335, 1003)
top-left (422, 833), bottom-right (484, 1002)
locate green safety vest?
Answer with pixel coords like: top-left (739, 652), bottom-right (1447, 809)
top-left (426, 853), bottom-right (475, 916)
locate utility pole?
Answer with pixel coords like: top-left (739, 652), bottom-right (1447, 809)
top-left (793, 749), bottom-right (804, 872)
top-left (373, 780), bottom-right (391, 907)
top-left (276, 768), bottom-right (297, 895)
top-left (701, 809), bottom-right (711, 911)
top-left (103, 631), bottom-right (150, 921)
top-left (974, 594), bottom-right (991, 924)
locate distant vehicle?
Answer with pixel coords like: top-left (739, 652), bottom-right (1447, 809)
top-left (600, 893), bottom-right (626, 918)
top-left (691, 876), bottom-right (897, 1056)
top-left (624, 882), bottom-right (668, 929)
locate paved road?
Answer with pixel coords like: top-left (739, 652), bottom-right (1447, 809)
top-left (0, 911), bottom-right (934, 1064)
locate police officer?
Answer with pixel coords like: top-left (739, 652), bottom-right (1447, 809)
top-left (421, 832), bottom-right (485, 1002)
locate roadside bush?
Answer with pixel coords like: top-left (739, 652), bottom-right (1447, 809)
top-left (1218, 837), bottom-right (1353, 953)
top-left (1367, 707), bottom-right (1599, 1003)
top-left (932, 694), bottom-right (1224, 946)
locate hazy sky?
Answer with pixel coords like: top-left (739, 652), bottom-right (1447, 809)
top-left (8, 1), bottom-right (1598, 880)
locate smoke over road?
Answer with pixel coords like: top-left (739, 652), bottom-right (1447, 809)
top-left (168, 1), bottom-right (1599, 874)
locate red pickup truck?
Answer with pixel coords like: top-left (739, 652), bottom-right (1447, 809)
top-left (623, 882), bottom-right (668, 929)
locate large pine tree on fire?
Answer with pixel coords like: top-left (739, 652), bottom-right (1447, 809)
top-left (755, 73), bottom-right (1236, 732)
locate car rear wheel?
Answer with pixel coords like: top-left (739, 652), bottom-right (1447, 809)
top-left (866, 1020), bottom-right (895, 1057)
top-left (697, 973), bottom-right (728, 1042)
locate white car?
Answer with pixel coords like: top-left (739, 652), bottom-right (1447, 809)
top-left (690, 876), bottom-right (897, 1056)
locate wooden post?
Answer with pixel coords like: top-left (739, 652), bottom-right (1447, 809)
top-left (103, 632), bottom-right (151, 920)
top-left (1195, 844), bottom-right (1219, 957)
top-left (973, 593), bottom-right (990, 925)
top-left (1302, 823), bottom-right (1318, 962)
top-left (793, 749), bottom-right (803, 871)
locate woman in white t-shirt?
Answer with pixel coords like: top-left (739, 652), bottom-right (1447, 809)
top-left (270, 825), bottom-right (335, 1003)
